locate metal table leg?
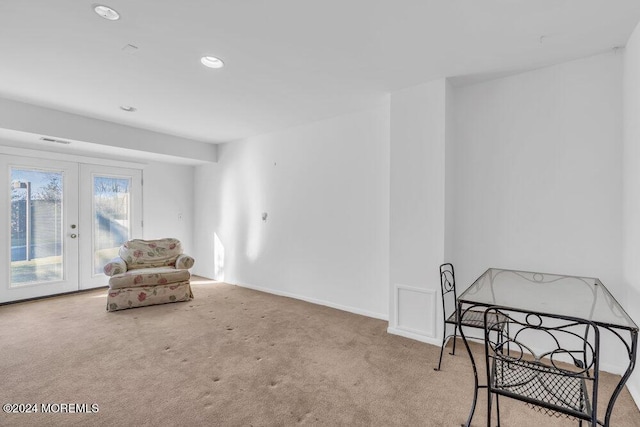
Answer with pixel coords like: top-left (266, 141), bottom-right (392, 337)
top-left (458, 301), bottom-right (479, 427)
top-left (604, 329), bottom-right (638, 427)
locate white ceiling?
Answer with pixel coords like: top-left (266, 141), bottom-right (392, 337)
top-left (1, 0), bottom-right (639, 145)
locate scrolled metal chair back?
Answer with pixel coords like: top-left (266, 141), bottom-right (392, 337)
top-left (440, 263), bottom-right (456, 295)
top-left (484, 306), bottom-right (600, 424)
top-left (439, 263), bottom-right (457, 318)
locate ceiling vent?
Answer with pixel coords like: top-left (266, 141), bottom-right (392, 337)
top-left (40, 137), bottom-right (71, 145)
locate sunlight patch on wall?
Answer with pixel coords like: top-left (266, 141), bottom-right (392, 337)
top-left (243, 150), bottom-right (266, 262)
top-left (244, 213), bottom-right (263, 262)
top-left (214, 232), bottom-right (225, 282)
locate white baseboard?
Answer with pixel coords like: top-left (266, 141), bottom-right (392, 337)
top-left (387, 326), bottom-right (441, 346)
top-left (234, 281), bottom-right (388, 321)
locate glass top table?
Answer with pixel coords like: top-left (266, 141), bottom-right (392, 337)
top-left (458, 268), bottom-right (637, 331)
top-left (456, 268), bottom-right (638, 427)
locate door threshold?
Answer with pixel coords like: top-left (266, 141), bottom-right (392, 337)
top-left (0, 286), bottom-right (108, 306)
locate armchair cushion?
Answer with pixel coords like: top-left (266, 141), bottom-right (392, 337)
top-left (120, 238), bottom-right (184, 270)
top-left (108, 267), bottom-right (191, 290)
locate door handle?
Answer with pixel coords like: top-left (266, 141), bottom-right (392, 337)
top-left (70, 234), bottom-right (77, 239)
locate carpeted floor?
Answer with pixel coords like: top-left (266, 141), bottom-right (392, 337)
top-left (0, 277), bottom-right (638, 426)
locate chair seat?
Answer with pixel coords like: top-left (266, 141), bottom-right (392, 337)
top-left (445, 309), bottom-right (506, 331)
top-left (492, 357), bottom-right (591, 419)
top-left (108, 267), bottom-right (191, 289)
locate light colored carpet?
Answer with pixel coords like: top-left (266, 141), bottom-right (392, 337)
top-left (0, 277), bottom-right (638, 426)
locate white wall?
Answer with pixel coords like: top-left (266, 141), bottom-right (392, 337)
top-left (142, 162), bottom-right (195, 254)
top-left (387, 80), bottom-right (447, 344)
top-left (452, 52), bottom-right (627, 372)
top-left (622, 20), bottom-right (640, 407)
top-left (193, 102), bottom-right (390, 319)
top-left (452, 52), bottom-right (623, 291)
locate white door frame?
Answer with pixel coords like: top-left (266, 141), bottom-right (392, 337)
top-left (0, 153), bottom-right (143, 303)
top-left (0, 155), bottom-right (79, 302)
top-left (79, 164), bottom-right (142, 290)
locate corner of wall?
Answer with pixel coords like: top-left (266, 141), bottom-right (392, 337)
top-left (388, 78), bottom-right (447, 341)
top-left (622, 16), bottom-right (640, 412)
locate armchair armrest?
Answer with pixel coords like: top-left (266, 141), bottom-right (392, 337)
top-left (103, 257), bottom-right (128, 276)
top-left (176, 254), bottom-right (195, 270)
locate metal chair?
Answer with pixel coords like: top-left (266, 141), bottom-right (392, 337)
top-left (483, 306), bottom-right (600, 426)
top-left (434, 263), bottom-right (506, 371)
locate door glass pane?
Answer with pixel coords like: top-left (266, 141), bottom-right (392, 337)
top-left (93, 176), bottom-right (131, 275)
top-left (10, 169), bottom-right (63, 285)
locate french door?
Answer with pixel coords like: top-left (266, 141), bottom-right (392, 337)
top-left (78, 164), bottom-right (142, 289)
top-left (0, 155), bottom-right (142, 303)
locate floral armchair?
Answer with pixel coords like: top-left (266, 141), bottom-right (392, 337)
top-left (103, 238), bottom-right (195, 312)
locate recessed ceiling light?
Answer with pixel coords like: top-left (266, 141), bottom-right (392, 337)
top-left (120, 105), bottom-right (137, 112)
top-left (200, 56), bottom-right (224, 69)
top-left (94, 5), bottom-right (120, 21)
